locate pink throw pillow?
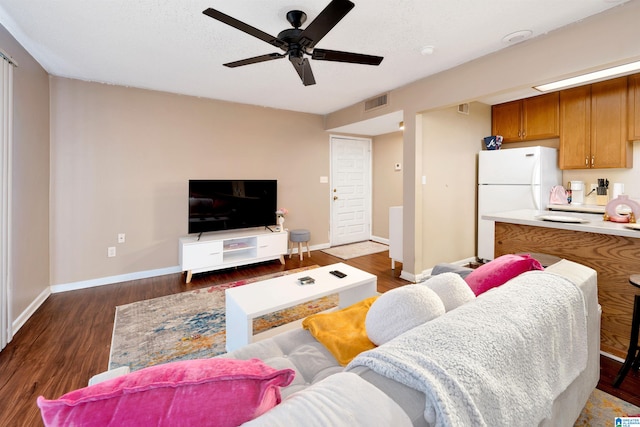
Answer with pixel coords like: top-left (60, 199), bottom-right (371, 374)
top-left (37, 358), bottom-right (294, 427)
top-left (464, 254), bottom-right (543, 296)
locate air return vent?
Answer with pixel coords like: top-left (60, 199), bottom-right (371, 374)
top-left (457, 103), bottom-right (469, 115)
top-left (364, 93), bottom-right (388, 112)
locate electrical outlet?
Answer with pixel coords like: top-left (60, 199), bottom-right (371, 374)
top-left (108, 247), bottom-right (116, 257)
top-left (118, 233), bottom-right (125, 243)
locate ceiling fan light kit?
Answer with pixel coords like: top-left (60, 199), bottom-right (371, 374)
top-left (203, 0), bottom-right (383, 86)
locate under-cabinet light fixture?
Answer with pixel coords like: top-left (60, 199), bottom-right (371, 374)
top-left (534, 60), bottom-right (640, 92)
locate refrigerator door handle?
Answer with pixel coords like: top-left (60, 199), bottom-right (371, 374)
top-left (531, 157), bottom-right (540, 210)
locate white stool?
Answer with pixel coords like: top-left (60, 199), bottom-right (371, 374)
top-left (289, 229), bottom-right (311, 261)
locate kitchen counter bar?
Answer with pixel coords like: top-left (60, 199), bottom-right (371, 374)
top-left (484, 208), bottom-right (640, 238)
top-left (483, 208), bottom-right (640, 360)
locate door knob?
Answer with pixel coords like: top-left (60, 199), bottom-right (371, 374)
top-left (333, 196), bottom-right (338, 200)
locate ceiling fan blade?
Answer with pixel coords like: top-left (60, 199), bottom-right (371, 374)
top-left (224, 53), bottom-right (285, 68)
top-left (203, 8), bottom-right (287, 50)
top-left (298, 0), bottom-right (354, 49)
top-left (312, 48), bottom-right (383, 65)
top-left (289, 57), bottom-right (316, 86)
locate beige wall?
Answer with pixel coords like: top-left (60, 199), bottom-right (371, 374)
top-left (372, 131), bottom-right (403, 239)
top-left (421, 103), bottom-right (490, 266)
top-left (49, 78), bottom-right (330, 285)
top-left (0, 26), bottom-right (50, 323)
top-left (325, 0), bottom-right (640, 278)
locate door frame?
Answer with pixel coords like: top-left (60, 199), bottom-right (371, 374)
top-left (329, 135), bottom-right (373, 246)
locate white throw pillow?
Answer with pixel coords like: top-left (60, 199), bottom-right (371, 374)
top-left (365, 284), bottom-right (445, 346)
top-left (424, 272), bottom-right (475, 312)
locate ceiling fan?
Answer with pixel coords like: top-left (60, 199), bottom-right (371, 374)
top-left (202, 0), bottom-right (383, 86)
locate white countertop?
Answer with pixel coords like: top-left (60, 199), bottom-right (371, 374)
top-left (483, 209), bottom-right (640, 239)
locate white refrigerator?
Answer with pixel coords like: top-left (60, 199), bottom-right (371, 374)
top-left (477, 146), bottom-right (561, 262)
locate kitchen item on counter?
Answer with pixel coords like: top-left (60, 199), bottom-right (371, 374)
top-left (612, 182), bottom-right (625, 199)
top-left (569, 181), bottom-right (584, 204)
top-left (477, 146), bottom-right (561, 262)
top-left (596, 191), bottom-right (609, 206)
top-left (536, 214), bottom-right (589, 224)
top-left (596, 178), bottom-right (610, 206)
top-left (604, 195), bottom-right (640, 223)
top-left (549, 186), bottom-right (569, 205)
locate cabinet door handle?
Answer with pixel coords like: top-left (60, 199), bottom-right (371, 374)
top-left (585, 157), bottom-right (589, 166)
top-left (591, 156), bottom-right (595, 167)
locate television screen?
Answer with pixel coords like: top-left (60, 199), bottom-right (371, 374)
top-left (188, 180), bottom-right (277, 234)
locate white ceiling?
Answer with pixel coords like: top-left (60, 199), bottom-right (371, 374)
top-left (0, 0), bottom-right (631, 124)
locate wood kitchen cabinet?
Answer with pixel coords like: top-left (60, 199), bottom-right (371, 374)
top-left (559, 76), bottom-right (631, 169)
top-left (491, 92), bottom-right (559, 142)
top-left (628, 73), bottom-right (640, 141)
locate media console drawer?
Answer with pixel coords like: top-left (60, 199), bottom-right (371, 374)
top-left (181, 241), bottom-right (223, 270)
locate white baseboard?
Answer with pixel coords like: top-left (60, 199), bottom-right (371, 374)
top-left (600, 350), bottom-right (625, 363)
top-left (12, 286), bottom-right (51, 336)
top-left (50, 266), bottom-right (182, 293)
top-left (288, 243), bottom-right (330, 254)
top-left (370, 235), bottom-right (389, 245)
top-left (400, 270), bottom-right (418, 282)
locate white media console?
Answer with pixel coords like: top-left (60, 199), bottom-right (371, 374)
top-left (179, 228), bottom-right (288, 283)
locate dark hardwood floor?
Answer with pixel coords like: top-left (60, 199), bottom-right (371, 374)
top-left (0, 249), bottom-right (638, 426)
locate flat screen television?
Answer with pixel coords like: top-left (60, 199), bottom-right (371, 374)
top-left (188, 180), bottom-right (277, 234)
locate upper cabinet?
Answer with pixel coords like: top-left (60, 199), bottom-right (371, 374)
top-left (629, 73), bottom-right (640, 141)
top-left (559, 76), bottom-right (631, 169)
top-left (491, 92), bottom-right (559, 142)
top-left (559, 85), bottom-right (591, 169)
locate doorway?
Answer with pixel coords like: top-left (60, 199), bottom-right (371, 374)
top-left (330, 135), bottom-right (372, 246)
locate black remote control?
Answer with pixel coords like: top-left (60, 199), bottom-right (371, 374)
top-left (330, 270), bottom-right (347, 278)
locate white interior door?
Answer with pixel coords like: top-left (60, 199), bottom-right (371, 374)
top-left (330, 136), bottom-right (372, 246)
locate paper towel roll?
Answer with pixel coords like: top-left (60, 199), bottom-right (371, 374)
top-left (612, 183), bottom-right (624, 199)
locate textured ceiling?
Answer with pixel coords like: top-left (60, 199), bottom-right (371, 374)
top-left (0, 0), bottom-right (631, 118)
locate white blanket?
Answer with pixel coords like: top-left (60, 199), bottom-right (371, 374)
top-left (347, 271), bottom-right (588, 427)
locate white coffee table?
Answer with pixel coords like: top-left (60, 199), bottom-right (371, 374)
top-left (225, 262), bottom-right (377, 352)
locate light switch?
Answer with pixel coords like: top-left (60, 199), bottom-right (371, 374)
top-left (320, 176), bottom-right (328, 183)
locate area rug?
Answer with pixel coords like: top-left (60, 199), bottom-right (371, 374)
top-left (109, 266), bottom-right (337, 372)
top-left (321, 241), bottom-right (388, 260)
top-left (574, 389), bottom-right (640, 426)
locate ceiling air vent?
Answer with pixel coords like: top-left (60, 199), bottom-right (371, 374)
top-left (364, 93), bottom-right (388, 112)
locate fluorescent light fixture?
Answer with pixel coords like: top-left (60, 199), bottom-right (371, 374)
top-left (534, 60), bottom-right (640, 92)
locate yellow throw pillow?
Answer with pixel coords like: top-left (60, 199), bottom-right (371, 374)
top-left (302, 296), bottom-right (378, 366)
